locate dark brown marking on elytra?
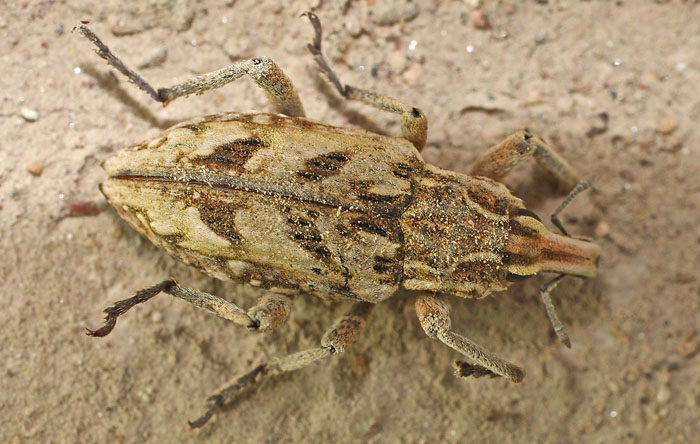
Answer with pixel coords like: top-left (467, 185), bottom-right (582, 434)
top-left (194, 137), bottom-right (266, 172)
top-left (183, 190), bottom-right (246, 243)
top-left (296, 171), bottom-right (322, 181)
top-left (335, 223), bottom-right (352, 238)
top-left (284, 214), bottom-right (333, 261)
top-left (310, 245), bottom-right (332, 259)
top-left (296, 151), bottom-right (350, 182)
top-left (197, 205), bottom-right (243, 243)
top-left (392, 163), bottom-right (414, 179)
top-left (372, 256), bottom-right (397, 274)
top-left (350, 219), bottom-right (388, 237)
top-left (294, 231), bottom-right (322, 242)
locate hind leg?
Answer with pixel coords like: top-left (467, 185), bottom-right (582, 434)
top-left (189, 301), bottom-right (373, 428)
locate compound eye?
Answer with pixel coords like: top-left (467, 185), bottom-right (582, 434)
top-left (506, 273), bottom-right (533, 283)
top-left (516, 208), bottom-right (541, 221)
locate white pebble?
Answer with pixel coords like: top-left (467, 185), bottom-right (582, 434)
top-left (21, 107), bottom-right (39, 122)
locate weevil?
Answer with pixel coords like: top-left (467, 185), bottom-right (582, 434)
top-left (75, 13), bottom-right (600, 427)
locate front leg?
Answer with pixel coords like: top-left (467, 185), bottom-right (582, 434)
top-left (471, 130), bottom-right (579, 192)
top-left (415, 293), bottom-right (524, 383)
top-left (73, 24), bottom-right (305, 117)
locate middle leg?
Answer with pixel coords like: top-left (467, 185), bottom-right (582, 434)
top-left (303, 12), bottom-right (428, 152)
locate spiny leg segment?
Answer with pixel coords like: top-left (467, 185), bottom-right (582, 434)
top-left (303, 12), bottom-right (428, 152)
top-left (189, 301), bottom-right (373, 428)
top-left (72, 23), bottom-right (305, 117)
top-left (415, 293), bottom-right (525, 383)
top-left (86, 279), bottom-right (293, 337)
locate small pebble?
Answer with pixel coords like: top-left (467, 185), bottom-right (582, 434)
top-left (67, 200), bottom-right (103, 216)
top-left (344, 18), bottom-right (363, 37)
top-left (524, 90), bottom-right (543, 105)
top-left (656, 386), bottom-right (671, 404)
top-left (402, 63), bottom-right (423, 82)
top-left (472, 10), bottom-right (490, 30)
top-left (594, 221), bottom-right (610, 238)
top-left (27, 162), bottom-right (43, 176)
top-left (675, 339), bottom-right (698, 358)
top-left (656, 111), bottom-right (677, 135)
top-left (21, 107), bottom-right (39, 122)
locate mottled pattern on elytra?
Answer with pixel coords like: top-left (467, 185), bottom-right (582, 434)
top-left (102, 112), bottom-right (423, 302)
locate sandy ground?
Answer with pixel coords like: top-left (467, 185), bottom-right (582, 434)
top-left (2, 1), bottom-right (699, 442)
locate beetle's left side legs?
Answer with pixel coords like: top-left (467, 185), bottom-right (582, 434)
top-left (303, 13), bottom-right (427, 152)
top-left (415, 293), bottom-right (525, 383)
top-left (471, 130), bottom-right (579, 192)
top-left (189, 301), bottom-right (373, 428)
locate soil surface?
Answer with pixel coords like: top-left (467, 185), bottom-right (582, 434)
top-left (2, 1), bottom-right (699, 443)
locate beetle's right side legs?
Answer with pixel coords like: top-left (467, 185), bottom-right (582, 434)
top-left (415, 293), bottom-right (525, 383)
top-left (73, 24), bottom-right (305, 117)
top-left (303, 13), bottom-right (427, 152)
top-left (86, 279), bottom-right (292, 337)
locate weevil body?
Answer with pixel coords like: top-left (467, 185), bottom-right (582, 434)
top-left (103, 113), bottom-right (597, 303)
top-left (77, 13), bottom-right (599, 428)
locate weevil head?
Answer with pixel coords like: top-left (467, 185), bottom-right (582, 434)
top-left (500, 208), bottom-right (600, 285)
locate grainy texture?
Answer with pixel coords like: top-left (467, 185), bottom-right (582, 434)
top-left (2, 1), bottom-right (699, 443)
